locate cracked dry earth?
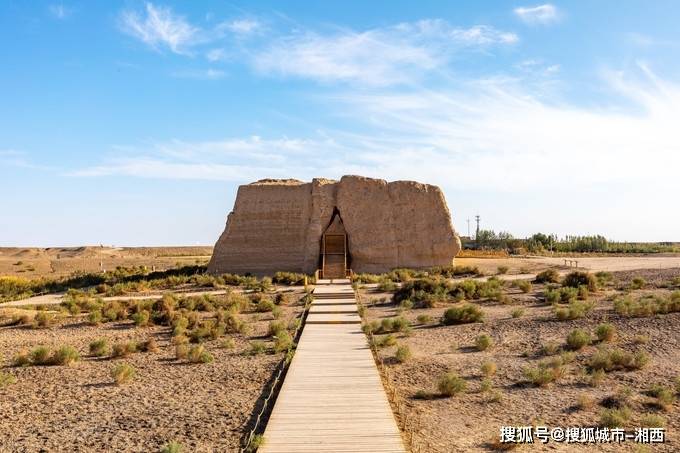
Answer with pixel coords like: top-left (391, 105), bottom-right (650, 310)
top-left (0, 295), bottom-right (303, 452)
top-left (363, 268), bottom-right (680, 453)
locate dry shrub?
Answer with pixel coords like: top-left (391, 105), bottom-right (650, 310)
top-left (481, 361), bottom-right (497, 377)
top-left (111, 363), bottom-right (136, 385)
top-left (437, 372), bottom-right (467, 397)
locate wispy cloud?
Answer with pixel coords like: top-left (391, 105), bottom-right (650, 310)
top-left (170, 68), bottom-right (226, 80)
top-left (514, 4), bottom-right (560, 25)
top-left (120, 3), bottom-right (200, 54)
top-left (254, 20), bottom-right (518, 85)
top-left (48, 4), bottom-right (71, 20)
top-left (220, 19), bottom-right (262, 36)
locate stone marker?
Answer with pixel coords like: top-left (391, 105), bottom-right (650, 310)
top-left (208, 175), bottom-right (461, 276)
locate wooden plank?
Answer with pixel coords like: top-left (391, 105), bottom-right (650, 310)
top-left (258, 284), bottom-right (405, 453)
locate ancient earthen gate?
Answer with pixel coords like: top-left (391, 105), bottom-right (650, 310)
top-left (208, 175), bottom-right (461, 277)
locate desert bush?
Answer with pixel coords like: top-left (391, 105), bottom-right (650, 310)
top-left (29, 346), bottom-right (51, 365)
top-left (513, 280), bottom-right (532, 293)
top-left (630, 277), bottom-right (646, 290)
top-left (534, 269), bottom-right (560, 284)
top-left (437, 372), bottom-right (467, 396)
top-left (430, 265), bottom-right (482, 278)
top-left (220, 337), bottom-right (236, 349)
top-left (416, 314), bottom-right (433, 324)
top-left (588, 369), bottom-right (606, 387)
top-left (647, 384), bottom-right (676, 410)
top-left (273, 331), bottom-right (293, 353)
top-left (131, 310), bottom-right (151, 327)
top-left (497, 266), bottom-right (509, 275)
top-left (51, 346), bottom-right (80, 366)
top-left (112, 341), bottom-right (137, 358)
top-left (633, 334), bottom-right (650, 344)
top-left (139, 338), bottom-right (159, 353)
top-left (481, 361), bottom-right (497, 377)
top-left (13, 351), bottom-right (31, 367)
top-left (554, 299), bottom-right (594, 321)
top-left (0, 371), bottom-right (17, 388)
top-left (175, 344), bottom-right (189, 360)
top-left (577, 393), bottom-right (595, 410)
top-left (523, 360), bottom-right (564, 386)
top-left (641, 414), bottom-right (666, 428)
top-left (172, 316), bottom-right (189, 337)
top-left (362, 320), bottom-right (380, 335)
top-left (599, 407), bottom-right (631, 428)
top-left (377, 277), bottom-right (398, 292)
top-left (161, 441), bottom-right (184, 453)
top-left (248, 340), bottom-right (268, 355)
top-left (32, 311), bottom-right (55, 329)
top-left (376, 334), bottom-right (397, 348)
top-left (268, 320), bottom-right (287, 337)
top-left (274, 292), bottom-right (292, 305)
top-left (566, 329), bottom-right (591, 350)
top-left (510, 308), bottom-right (524, 318)
top-left (614, 293), bottom-right (680, 317)
top-left (188, 344), bottom-right (214, 363)
top-left (563, 271), bottom-right (597, 292)
top-left (441, 304), bottom-right (484, 325)
top-left (475, 334), bottom-right (493, 351)
top-left (480, 378), bottom-right (493, 393)
top-left (395, 345), bottom-right (412, 363)
top-left (588, 348), bottom-right (650, 372)
top-left (381, 316), bottom-right (410, 333)
top-left (254, 297), bottom-right (275, 313)
top-left (272, 271), bottom-right (308, 286)
top-left (89, 339), bottom-right (109, 357)
top-left (111, 363), bottom-right (136, 385)
top-left (595, 323), bottom-right (616, 342)
top-left (595, 271), bottom-right (614, 286)
top-left (540, 341), bottom-right (560, 356)
top-left (88, 310), bottom-right (103, 325)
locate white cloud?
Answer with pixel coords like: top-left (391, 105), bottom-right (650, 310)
top-left (170, 68), bottom-right (225, 80)
top-left (120, 3), bottom-right (200, 54)
top-left (49, 4), bottom-right (71, 20)
top-left (514, 4), bottom-right (560, 25)
top-left (220, 19), bottom-right (262, 36)
top-left (206, 48), bottom-right (227, 62)
top-left (254, 20), bottom-right (518, 85)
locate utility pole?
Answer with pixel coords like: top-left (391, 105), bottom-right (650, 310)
top-left (475, 215), bottom-right (481, 242)
top-left (466, 218), bottom-right (470, 238)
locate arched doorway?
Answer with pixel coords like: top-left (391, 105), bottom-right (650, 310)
top-left (321, 209), bottom-right (349, 279)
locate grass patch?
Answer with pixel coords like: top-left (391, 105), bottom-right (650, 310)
top-left (566, 328), bottom-right (591, 350)
top-left (89, 339), bottom-right (109, 357)
top-left (441, 304), bottom-right (484, 325)
top-left (475, 334), bottom-right (493, 351)
top-left (437, 372), bottom-right (467, 396)
top-left (588, 347), bottom-right (650, 372)
top-left (111, 363), bottom-right (136, 385)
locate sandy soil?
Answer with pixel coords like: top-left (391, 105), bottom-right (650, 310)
top-left (0, 246), bottom-right (213, 279)
top-left (362, 268), bottom-right (680, 452)
top-left (0, 290), bottom-right (304, 452)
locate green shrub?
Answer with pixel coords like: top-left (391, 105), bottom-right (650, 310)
top-left (475, 334), bottom-right (493, 351)
top-left (647, 384), bottom-right (676, 410)
top-left (395, 345), bottom-right (412, 363)
top-left (268, 320), bottom-right (287, 337)
top-left (273, 331), bottom-right (293, 353)
top-left (514, 280), bottom-right (532, 293)
top-left (566, 329), bottom-right (591, 350)
top-left (0, 371), bottom-right (17, 388)
top-left (112, 341), bottom-right (137, 358)
top-left (131, 310), bottom-right (150, 327)
top-left (576, 393), bottom-right (595, 410)
top-left (111, 363), bottom-right (136, 385)
top-left (188, 344), bottom-right (214, 363)
top-left (614, 293), bottom-right (680, 317)
top-left (640, 414), bottom-right (666, 428)
top-left (30, 346), bottom-right (51, 365)
top-left (563, 271), bottom-right (597, 291)
top-left (480, 361), bottom-right (497, 377)
top-left (630, 277), bottom-right (646, 290)
top-left (416, 314), bottom-right (433, 324)
top-left (540, 341), bottom-right (560, 356)
top-left (510, 308), bottom-right (524, 318)
top-left (497, 266), bottom-right (509, 275)
top-left (175, 344), bottom-right (189, 360)
top-left (220, 337), bottom-right (236, 349)
top-left (523, 358), bottom-right (565, 386)
top-left (437, 372), bottom-right (467, 396)
top-left (248, 340), bottom-right (268, 355)
top-left (377, 278), bottom-right (398, 292)
top-left (376, 334), bottom-right (397, 348)
top-left (554, 299), bottom-right (594, 320)
top-left (441, 304), bottom-right (484, 325)
top-left (595, 271), bottom-right (614, 286)
top-left (588, 348), bottom-right (650, 372)
top-left (161, 441), bottom-right (184, 453)
top-left (51, 346), bottom-right (80, 366)
top-left (595, 323), bottom-right (616, 342)
top-left (600, 407), bottom-right (631, 428)
top-left (32, 311), bottom-right (55, 329)
top-left (89, 339), bottom-right (109, 357)
top-left (255, 297), bottom-right (275, 313)
top-left (88, 310), bottom-right (103, 325)
top-left (480, 378), bottom-right (493, 393)
top-left (534, 269), bottom-right (560, 284)
top-left (13, 351), bottom-right (31, 367)
top-left (588, 369), bottom-right (606, 387)
top-left (272, 271), bottom-right (308, 286)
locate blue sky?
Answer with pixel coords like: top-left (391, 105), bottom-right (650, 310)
top-left (2, 1), bottom-right (680, 246)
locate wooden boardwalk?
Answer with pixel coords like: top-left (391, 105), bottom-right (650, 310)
top-left (259, 281), bottom-right (406, 453)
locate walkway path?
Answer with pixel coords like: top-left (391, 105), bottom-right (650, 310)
top-left (259, 279), bottom-right (405, 453)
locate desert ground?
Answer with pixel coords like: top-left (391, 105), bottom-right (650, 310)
top-left (1, 250), bottom-right (680, 452)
